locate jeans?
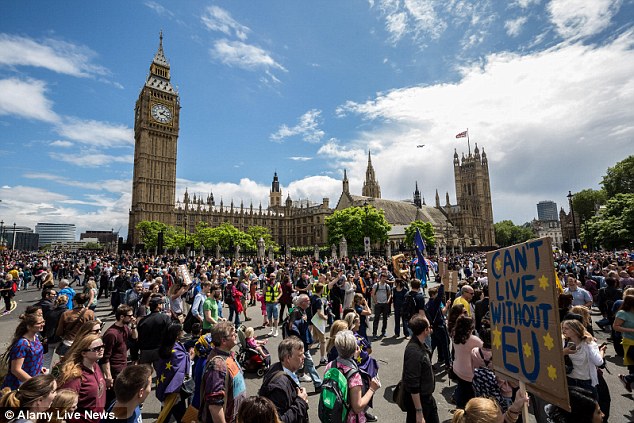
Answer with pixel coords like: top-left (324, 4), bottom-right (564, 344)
top-left (430, 325), bottom-right (450, 365)
top-left (372, 303), bottom-right (390, 336)
top-left (228, 304), bottom-right (241, 328)
top-left (303, 350), bottom-right (322, 388)
top-left (393, 306), bottom-right (411, 337)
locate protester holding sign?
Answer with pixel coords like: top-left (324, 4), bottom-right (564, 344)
top-left (487, 238), bottom-right (570, 411)
top-left (451, 388), bottom-right (528, 423)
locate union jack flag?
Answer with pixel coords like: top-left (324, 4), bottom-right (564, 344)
top-left (455, 130), bottom-right (468, 138)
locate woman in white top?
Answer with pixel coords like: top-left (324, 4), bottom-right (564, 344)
top-left (562, 318), bottom-right (606, 399)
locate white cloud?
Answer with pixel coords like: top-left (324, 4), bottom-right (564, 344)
top-left (372, 0), bottom-right (447, 44)
top-left (514, 0), bottom-right (540, 8)
top-left (0, 184), bottom-right (131, 237)
top-left (210, 39), bottom-right (286, 73)
top-left (23, 173), bottom-right (130, 194)
top-left (317, 139), bottom-right (363, 161)
top-left (548, 0), bottom-right (622, 40)
top-left (49, 151), bottom-right (133, 167)
top-left (505, 16), bottom-right (528, 37)
top-left (144, 1), bottom-right (174, 17)
top-left (55, 118), bottom-right (133, 147)
top-left (201, 6), bottom-right (250, 41)
top-left (0, 78), bottom-right (59, 123)
top-left (0, 33), bottom-right (108, 77)
top-left (270, 109), bottom-right (325, 143)
top-left (50, 140), bottom-right (73, 148)
top-left (333, 31), bottom-right (634, 223)
top-left (289, 157), bottom-right (312, 161)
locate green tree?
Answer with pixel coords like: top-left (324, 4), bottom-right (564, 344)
top-left (586, 193), bottom-right (634, 249)
top-left (404, 220), bottom-right (436, 248)
top-left (572, 189), bottom-right (607, 223)
top-left (136, 221), bottom-right (169, 248)
top-left (246, 226), bottom-right (278, 250)
top-left (325, 205), bottom-right (391, 251)
top-left (601, 155), bottom-right (634, 197)
top-left (136, 220), bottom-right (184, 249)
top-left (213, 223), bottom-right (253, 250)
top-left (494, 220), bottom-right (535, 247)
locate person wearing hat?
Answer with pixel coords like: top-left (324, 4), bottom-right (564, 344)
top-left (137, 294), bottom-right (171, 366)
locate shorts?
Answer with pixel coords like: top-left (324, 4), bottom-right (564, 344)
top-left (266, 303), bottom-right (279, 320)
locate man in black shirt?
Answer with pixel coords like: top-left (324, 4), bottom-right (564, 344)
top-left (137, 295), bottom-right (171, 366)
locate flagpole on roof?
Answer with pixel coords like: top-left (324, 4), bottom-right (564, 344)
top-left (467, 128), bottom-right (470, 156)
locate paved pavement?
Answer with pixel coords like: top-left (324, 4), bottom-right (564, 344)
top-left (1, 283), bottom-right (632, 422)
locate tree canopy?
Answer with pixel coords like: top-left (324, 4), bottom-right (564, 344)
top-left (494, 220), bottom-right (535, 247)
top-left (601, 155), bottom-right (634, 197)
top-left (584, 193), bottom-right (634, 249)
top-left (404, 220), bottom-right (436, 248)
top-left (572, 189), bottom-right (607, 224)
top-left (136, 220), bottom-right (277, 251)
top-left (325, 205), bottom-right (391, 251)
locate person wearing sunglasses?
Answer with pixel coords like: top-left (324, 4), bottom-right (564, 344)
top-left (56, 334), bottom-right (106, 423)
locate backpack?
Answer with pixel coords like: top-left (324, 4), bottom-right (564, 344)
top-left (224, 284), bottom-right (235, 305)
top-left (401, 291), bottom-right (417, 320)
top-left (0, 350), bottom-right (10, 386)
top-left (318, 358), bottom-right (359, 423)
top-left (280, 307), bottom-right (296, 339)
top-left (471, 348), bottom-right (506, 410)
top-left (185, 279), bottom-right (200, 305)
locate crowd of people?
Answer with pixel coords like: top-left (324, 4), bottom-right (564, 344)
top-left (0, 247), bottom-right (631, 423)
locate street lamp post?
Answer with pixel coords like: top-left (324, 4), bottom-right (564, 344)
top-left (12, 223), bottom-right (16, 250)
top-left (567, 191), bottom-right (577, 252)
top-left (363, 200), bottom-right (369, 258)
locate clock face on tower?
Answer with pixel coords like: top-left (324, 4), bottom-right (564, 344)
top-left (151, 103), bottom-right (172, 124)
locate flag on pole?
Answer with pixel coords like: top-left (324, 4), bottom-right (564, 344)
top-left (414, 228), bottom-right (429, 276)
top-left (455, 130), bottom-right (468, 138)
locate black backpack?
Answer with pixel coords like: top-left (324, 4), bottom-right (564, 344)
top-left (224, 284), bottom-right (235, 305)
top-left (401, 291), bottom-right (417, 320)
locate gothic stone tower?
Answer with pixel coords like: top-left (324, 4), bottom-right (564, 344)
top-left (269, 172), bottom-right (282, 210)
top-left (452, 144), bottom-right (495, 247)
top-left (362, 150), bottom-right (381, 198)
top-left (128, 33), bottom-right (180, 244)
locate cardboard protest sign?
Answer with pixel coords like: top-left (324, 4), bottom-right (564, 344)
top-left (178, 264), bottom-right (192, 285)
top-left (438, 261), bottom-right (448, 290)
top-left (487, 237), bottom-right (570, 411)
top-left (447, 270), bottom-right (459, 293)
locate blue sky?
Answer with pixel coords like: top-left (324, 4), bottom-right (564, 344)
top-left (1, 0), bottom-right (632, 240)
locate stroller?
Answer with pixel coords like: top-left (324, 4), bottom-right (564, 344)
top-left (236, 325), bottom-right (271, 376)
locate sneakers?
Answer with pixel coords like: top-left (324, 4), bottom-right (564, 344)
top-left (319, 358), bottom-right (328, 365)
top-left (268, 329), bottom-right (274, 336)
top-left (619, 374), bottom-right (632, 392)
top-left (298, 374), bottom-right (312, 383)
top-left (273, 329), bottom-right (279, 337)
top-left (373, 335), bottom-right (379, 341)
top-left (365, 412), bottom-right (378, 422)
top-left (2, 310), bottom-right (10, 316)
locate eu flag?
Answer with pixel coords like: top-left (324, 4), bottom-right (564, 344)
top-left (414, 228), bottom-right (429, 277)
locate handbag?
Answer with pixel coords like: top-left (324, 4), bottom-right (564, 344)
top-left (182, 310), bottom-right (196, 334)
top-left (180, 375), bottom-right (195, 396)
top-left (392, 381), bottom-right (407, 412)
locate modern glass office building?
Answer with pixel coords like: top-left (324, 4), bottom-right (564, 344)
top-left (536, 200), bottom-right (558, 221)
top-left (35, 223), bottom-right (76, 246)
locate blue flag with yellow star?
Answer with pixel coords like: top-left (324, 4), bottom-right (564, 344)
top-left (414, 228), bottom-right (429, 276)
top-left (154, 342), bottom-right (190, 402)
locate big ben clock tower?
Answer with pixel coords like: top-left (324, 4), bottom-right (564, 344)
top-left (128, 32), bottom-right (180, 245)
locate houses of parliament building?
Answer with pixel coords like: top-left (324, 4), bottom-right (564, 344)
top-left (127, 35), bottom-right (496, 252)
